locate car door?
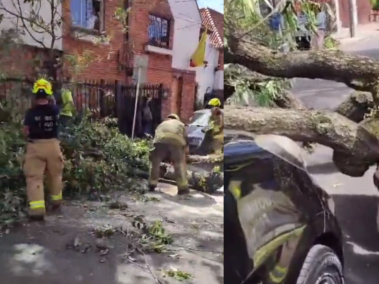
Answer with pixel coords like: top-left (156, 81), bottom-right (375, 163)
top-left (224, 136), bottom-right (337, 284)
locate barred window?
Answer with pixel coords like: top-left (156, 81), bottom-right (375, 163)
top-left (148, 15), bottom-right (170, 48)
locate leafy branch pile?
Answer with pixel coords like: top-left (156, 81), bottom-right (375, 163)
top-left (0, 102), bottom-right (151, 226)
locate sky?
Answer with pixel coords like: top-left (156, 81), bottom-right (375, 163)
top-left (197, 0), bottom-right (224, 13)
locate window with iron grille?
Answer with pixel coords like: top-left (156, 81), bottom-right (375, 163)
top-left (71, 0), bottom-right (103, 31)
top-left (148, 15), bottom-right (170, 48)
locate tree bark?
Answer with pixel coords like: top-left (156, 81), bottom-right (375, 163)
top-left (334, 91), bottom-right (373, 123)
top-left (224, 106), bottom-right (379, 175)
top-left (225, 37), bottom-right (379, 90)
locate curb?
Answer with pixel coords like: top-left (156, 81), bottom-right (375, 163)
top-left (338, 36), bottom-right (367, 44)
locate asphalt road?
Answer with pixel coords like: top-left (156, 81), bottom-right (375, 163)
top-left (292, 34), bottom-right (379, 284)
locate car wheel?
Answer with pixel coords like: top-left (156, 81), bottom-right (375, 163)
top-left (296, 244), bottom-right (344, 284)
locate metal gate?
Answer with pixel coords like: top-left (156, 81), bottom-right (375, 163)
top-left (115, 83), bottom-right (163, 137)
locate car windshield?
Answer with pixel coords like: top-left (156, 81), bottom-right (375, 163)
top-left (188, 111), bottom-right (210, 126)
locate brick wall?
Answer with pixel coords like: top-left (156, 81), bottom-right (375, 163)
top-left (0, 44), bottom-right (47, 78)
top-left (128, 0), bottom-right (194, 121)
top-left (336, 0), bottom-right (371, 27)
top-left (170, 69), bottom-right (196, 122)
top-left (61, 0), bottom-right (128, 83)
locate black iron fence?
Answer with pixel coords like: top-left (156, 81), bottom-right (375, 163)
top-left (0, 78), bottom-right (163, 137)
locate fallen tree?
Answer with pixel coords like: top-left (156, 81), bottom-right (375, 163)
top-left (224, 106), bottom-right (379, 176)
top-left (223, 0), bottom-right (379, 179)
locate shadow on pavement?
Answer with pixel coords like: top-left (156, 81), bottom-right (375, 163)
top-left (308, 161), bottom-right (340, 175)
top-left (333, 194), bottom-right (379, 284)
top-left (0, 186), bottom-right (224, 284)
top-left (153, 183), bottom-right (218, 208)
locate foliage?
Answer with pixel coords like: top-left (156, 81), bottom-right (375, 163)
top-left (371, 0), bottom-right (379, 11)
top-left (225, 0), bottom-right (335, 106)
top-left (225, 64), bottom-right (291, 106)
top-left (0, 102), bottom-right (151, 226)
top-left (324, 36), bottom-right (339, 50)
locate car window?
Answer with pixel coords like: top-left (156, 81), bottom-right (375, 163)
top-left (188, 111), bottom-right (210, 126)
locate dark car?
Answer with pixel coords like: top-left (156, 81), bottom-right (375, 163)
top-left (186, 109), bottom-right (224, 154)
top-left (224, 134), bottom-right (344, 284)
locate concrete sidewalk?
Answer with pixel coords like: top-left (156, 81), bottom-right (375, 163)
top-left (333, 23), bottom-right (379, 44)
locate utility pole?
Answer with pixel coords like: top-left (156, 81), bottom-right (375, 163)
top-left (348, 0), bottom-right (357, 37)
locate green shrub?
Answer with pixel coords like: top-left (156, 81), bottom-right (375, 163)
top-left (0, 103), bottom-right (151, 225)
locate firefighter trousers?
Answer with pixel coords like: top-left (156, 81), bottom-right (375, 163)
top-left (210, 131), bottom-right (224, 153)
top-left (23, 139), bottom-right (64, 217)
top-left (148, 142), bottom-right (189, 193)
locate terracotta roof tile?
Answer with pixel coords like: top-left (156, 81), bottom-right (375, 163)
top-left (199, 8), bottom-right (223, 48)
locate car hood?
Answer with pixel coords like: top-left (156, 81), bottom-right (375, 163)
top-left (186, 125), bottom-right (202, 135)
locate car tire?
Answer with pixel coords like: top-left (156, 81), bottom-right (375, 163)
top-left (296, 244), bottom-right (344, 284)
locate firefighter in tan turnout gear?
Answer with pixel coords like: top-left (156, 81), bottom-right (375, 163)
top-left (148, 113), bottom-right (190, 195)
top-left (23, 78), bottom-right (64, 220)
top-left (205, 98), bottom-right (223, 153)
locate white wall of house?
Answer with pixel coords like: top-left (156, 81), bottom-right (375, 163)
top-left (168, 0), bottom-right (202, 70)
top-left (213, 69), bottom-right (223, 90)
top-left (195, 35), bottom-right (219, 103)
top-left (0, 0), bottom-right (62, 50)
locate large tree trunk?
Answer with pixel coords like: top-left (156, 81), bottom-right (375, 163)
top-left (334, 91), bottom-right (373, 123)
top-left (224, 106), bottom-right (379, 176)
top-left (225, 36), bottom-right (379, 89)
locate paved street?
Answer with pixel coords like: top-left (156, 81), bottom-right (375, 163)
top-left (292, 28), bottom-right (379, 284)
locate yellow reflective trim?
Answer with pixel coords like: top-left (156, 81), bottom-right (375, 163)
top-left (228, 180), bottom-right (242, 200)
top-left (29, 200), bottom-right (45, 209)
top-left (268, 264), bottom-right (288, 283)
top-left (51, 193), bottom-right (62, 201)
top-left (253, 225), bottom-right (306, 268)
top-left (225, 160), bottom-right (255, 172)
top-left (274, 265), bottom-right (287, 273)
top-left (268, 271), bottom-right (285, 283)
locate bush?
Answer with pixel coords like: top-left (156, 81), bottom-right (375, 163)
top-left (0, 104), bottom-right (151, 225)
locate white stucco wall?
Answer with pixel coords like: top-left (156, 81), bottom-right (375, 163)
top-left (213, 70), bottom-right (223, 90)
top-left (167, 0), bottom-right (222, 103)
top-left (0, 0), bottom-right (62, 50)
top-left (195, 35), bottom-right (219, 102)
top-left (168, 0), bottom-right (202, 70)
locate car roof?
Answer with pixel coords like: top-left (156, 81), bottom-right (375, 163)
top-left (224, 134), bottom-right (306, 170)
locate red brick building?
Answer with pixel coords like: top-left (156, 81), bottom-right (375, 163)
top-left (61, 0), bottom-right (197, 120)
top-left (1, 0), bottom-right (199, 121)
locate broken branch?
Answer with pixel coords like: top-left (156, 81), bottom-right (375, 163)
top-left (224, 106), bottom-right (379, 166)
